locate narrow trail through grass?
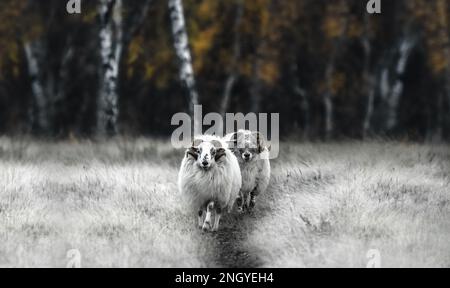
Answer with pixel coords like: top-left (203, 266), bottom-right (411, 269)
top-left (1, 139), bottom-right (449, 267)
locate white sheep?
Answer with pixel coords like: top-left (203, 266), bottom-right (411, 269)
top-left (178, 135), bottom-right (242, 232)
top-left (225, 130), bottom-right (271, 212)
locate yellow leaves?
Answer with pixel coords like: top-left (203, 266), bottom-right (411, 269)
top-left (242, 0), bottom-right (271, 37)
top-left (411, 0), bottom-right (450, 76)
top-left (240, 59), bottom-right (254, 78)
top-left (260, 61), bottom-right (279, 85)
top-left (155, 69), bottom-right (170, 90)
top-left (197, 0), bottom-right (218, 21)
top-left (7, 42), bottom-right (20, 64)
top-left (126, 37), bottom-right (144, 78)
top-left (0, 40), bottom-right (20, 80)
top-left (188, 0), bottom-right (223, 73)
top-left (429, 51), bottom-right (447, 75)
top-left (127, 36), bottom-right (144, 66)
top-left (323, 17), bottom-right (343, 38)
top-left (192, 25), bottom-right (218, 71)
top-left (125, 33), bottom-right (173, 88)
top-left (322, 0), bottom-right (348, 39)
top-left (144, 64), bottom-right (156, 80)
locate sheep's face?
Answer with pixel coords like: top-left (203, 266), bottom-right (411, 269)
top-left (187, 139), bottom-right (226, 170)
top-left (229, 131), bottom-right (266, 163)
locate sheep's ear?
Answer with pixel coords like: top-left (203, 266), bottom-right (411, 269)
top-left (186, 147), bottom-right (199, 160)
top-left (215, 148), bottom-right (226, 161)
top-left (253, 132), bottom-right (267, 154)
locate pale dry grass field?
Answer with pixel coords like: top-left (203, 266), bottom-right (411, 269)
top-left (0, 137), bottom-right (449, 267)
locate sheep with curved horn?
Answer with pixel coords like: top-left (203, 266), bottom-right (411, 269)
top-left (178, 135), bottom-right (242, 231)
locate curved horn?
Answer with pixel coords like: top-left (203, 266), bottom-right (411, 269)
top-left (192, 138), bottom-right (203, 147)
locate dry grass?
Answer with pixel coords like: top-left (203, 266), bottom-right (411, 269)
top-left (0, 137), bottom-right (449, 267)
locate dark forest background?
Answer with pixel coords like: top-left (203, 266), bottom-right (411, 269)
top-left (0, 0), bottom-right (449, 141)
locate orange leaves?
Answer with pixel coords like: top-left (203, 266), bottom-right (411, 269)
top-left (126, 36), bottom-right (144, 79)
top-left (429, 51), bottom-right (447, 75)
top-left (323, 17), bottom-right (344, 39)
top-left (408, 0), bottom-right (450, 76)
top-left (192, 25), bottom-right (219, 71)
top-left (242, 0), bottom-right (271, 36)
top-left (186, 0), bottom-right (220, 72)
top-left (127, 36), bottom-right (144, 66)
top-left (260, 61), bottom-right (279, 85)
top-left (322, 0), bottom-right (349, 39)
top-left (197, 0), bottom-right (218, 21)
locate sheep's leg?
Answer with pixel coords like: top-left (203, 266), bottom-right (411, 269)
top-left (248, 188), bottom-right (258, 211)
top-left (202, 201), bottom-right (214, 232)
top-left (198, 209), bottom-right (204, 229)
top-left (244, 191), bottom-right (252, 210)
top-left (236, 191), bottom-right (244, 213)
top-left (212, 205), bottom-right (222, 232)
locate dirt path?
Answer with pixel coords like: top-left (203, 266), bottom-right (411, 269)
top-left (211, 213), bottom-right (264, 268)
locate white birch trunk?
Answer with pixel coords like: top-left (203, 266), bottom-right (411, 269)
top-left (361, 15), bottom-right (376, 138)
top-left (24, 41), bottom-right (49, 132)
top-left (385, 38), bottom-right (415, 130)
top-left (168, 0), bottom-right (201, 134)
top-left (97, 0), bottom-right (123, 135)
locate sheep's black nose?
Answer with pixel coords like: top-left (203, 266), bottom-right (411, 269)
top-left (243, 153), bottom-right (250, 159)
top-left (202, 160), bottom-right (209, 166)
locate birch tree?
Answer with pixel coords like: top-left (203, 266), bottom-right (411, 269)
top-left (24, 41), bottom-right (49, 133)
top-left (322, 0), bottom-right (349, 139)
top-left (380, 35), bottom-right (416, 131)
top-left (168, 0), bottom-right (201, 134)
top-left (21, 1), bottom-right (76, 135)
top-left (97, 0), bottom-right (123, 136)
top-left (361, 13), bottom-right (376, 138)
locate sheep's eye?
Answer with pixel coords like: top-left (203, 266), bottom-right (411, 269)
top-left (211, 148), bottom-right (216, 155)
